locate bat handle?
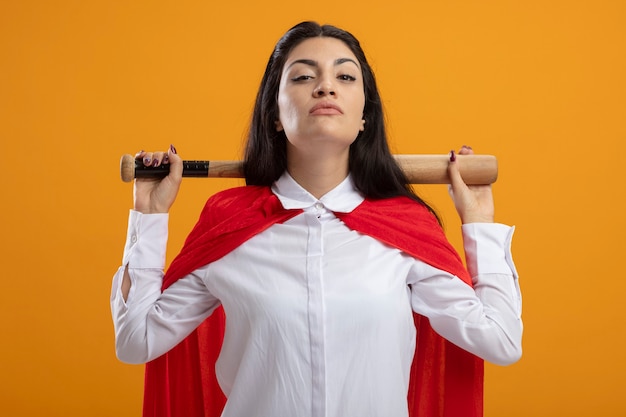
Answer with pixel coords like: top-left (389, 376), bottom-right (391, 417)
top-left (120, 154), bottom-right (243, 182)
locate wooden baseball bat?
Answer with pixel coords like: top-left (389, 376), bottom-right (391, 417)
top-left (119, 154), bottom-right (498, 185)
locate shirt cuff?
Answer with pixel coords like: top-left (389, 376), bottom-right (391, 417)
top-left (462, 223), bottom-right (518, 279)
top-left (122, 210), bottom-right (169, 269)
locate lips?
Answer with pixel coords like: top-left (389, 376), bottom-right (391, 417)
top-left (309, 102), bottom-right (343, 115)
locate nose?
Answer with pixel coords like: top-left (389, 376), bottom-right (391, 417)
top-left (313, 78), bottom-right (336, 97)
top-left (314, 88), bottom-right (335, 97)
top-left (314, 87), bottom-right (336, 97)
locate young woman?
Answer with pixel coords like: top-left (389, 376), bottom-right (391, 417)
top-left (111, 21), bottom-right (522, 417)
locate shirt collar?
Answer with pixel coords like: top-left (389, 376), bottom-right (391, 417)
top-left (271, 171), bottom-right (364, 213)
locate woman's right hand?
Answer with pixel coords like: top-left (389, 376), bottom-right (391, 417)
top-left (133, 144), bottom-right (183, 214)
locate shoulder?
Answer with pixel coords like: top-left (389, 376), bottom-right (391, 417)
top-left (358, 196), bottom-right (437, 222)
top-left (344, 196), bottom-right (470, 279)
top-left (196, 185), bottom-right (271, 223)
top-left (337, 196), bottom-right (442, 242)
top-left (205, 185), bottom-right (272, 207)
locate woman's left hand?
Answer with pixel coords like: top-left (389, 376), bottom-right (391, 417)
top-left (447, 145), bottom-right (495, 224)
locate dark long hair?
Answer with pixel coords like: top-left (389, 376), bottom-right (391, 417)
top-left (243, 21), bottom-right (437, 217)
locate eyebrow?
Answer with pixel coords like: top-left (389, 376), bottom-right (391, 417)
top-left (286, 57), bottom-right (360, 70)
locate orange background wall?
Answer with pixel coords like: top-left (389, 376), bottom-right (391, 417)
top-left (1, 1), bottom-right (624, 416)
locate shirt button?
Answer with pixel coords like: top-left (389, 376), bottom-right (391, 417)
top-left (131, 234), bottom-right (138, 243)
top-left (315, 202), bottom-right (324, 210)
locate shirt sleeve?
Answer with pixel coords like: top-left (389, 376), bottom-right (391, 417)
top-left (407, 223), bottom-right (523, 366)
top-left (110, 210), bottom-right (221, 364)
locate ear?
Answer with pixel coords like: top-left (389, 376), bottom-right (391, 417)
top-left (275, 120), bottom-right (284, 132)
top-left (360, 119), bottom-right (365, 132)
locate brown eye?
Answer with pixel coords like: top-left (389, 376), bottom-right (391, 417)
top-left (292, 75), bottom-right (314, 82)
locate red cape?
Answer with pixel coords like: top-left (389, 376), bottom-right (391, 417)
top-left (143, 186), bottom-right (483, 417)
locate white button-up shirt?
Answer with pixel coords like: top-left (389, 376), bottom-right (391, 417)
top-left (111, 173), bottom-right (522, 417)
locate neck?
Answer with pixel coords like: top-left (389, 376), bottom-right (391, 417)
top-left (286, 149), bottom-right (350, 199)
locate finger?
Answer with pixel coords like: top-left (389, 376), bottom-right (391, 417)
top-left (447, 150), bottom-right (468, 192)
top-left (141, 152), bottom-right (154, 166)
top-left (167, 144), bottom-right (183, 179)
top-left (151, 151), bottom-right (166, 167)
top-left (458, 145), bottom-right (474, 156)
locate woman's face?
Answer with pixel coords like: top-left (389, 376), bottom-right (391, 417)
top-left (276, 36), bottom-right (366, 157)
